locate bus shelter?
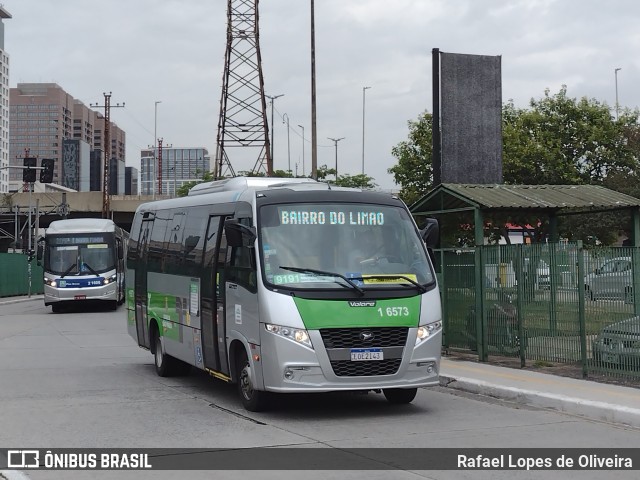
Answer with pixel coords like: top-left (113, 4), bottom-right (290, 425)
top-left (409, 184), bottom-right (640, 369)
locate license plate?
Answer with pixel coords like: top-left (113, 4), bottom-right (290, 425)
top-left (350, 348), bottom-right (383, 361)
top-left (74, 295), bottom-right (86, 300)
top-left (601, 353), bottom-right (619, 364)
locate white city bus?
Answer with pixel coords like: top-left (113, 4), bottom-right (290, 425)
top-left (126, 177), bottom-right (442, 411)
top-left (39, 218), bottom-right (128, 312)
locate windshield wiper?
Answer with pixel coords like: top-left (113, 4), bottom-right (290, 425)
top-left (82, 262), bottom-right (100, 277)
top-left (60, 263), bottom-right (77, 278)
top-left (279, 266), bottom-right (364, 296)
top-left (349, 274), bottom-right (428, 293)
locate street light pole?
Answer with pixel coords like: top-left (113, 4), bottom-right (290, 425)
top-left (298, 124), bottom-right (305, 176)
top-left (310, 0), bottom-right (318, 179)
top-left (266, 94), bottom-right (284, 173)
top-left (283, 113), bottom-right (291, 174)
top-left (615, 67), bottom-right (621, 120)
top-left (172, 153), bottom-right (177, 197)
top-left (327, 137), bottom-right (344, 179)
top-left (362, 86), bottom-right (371, 175)
top-left (153, 100), bottom-right (161, 199)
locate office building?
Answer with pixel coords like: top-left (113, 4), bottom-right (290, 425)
top-left (140, 147), bottom-right (210, 196)
top-left (0, 7), bottom-right (11, 194)
top-left (125, 166), bottom-right (138, 195)
top-left (9, 83), bottom-right (126, 193)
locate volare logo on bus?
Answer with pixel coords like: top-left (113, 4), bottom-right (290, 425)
top-left (348, 301), bottom-right (377, 307)
top-left (280, 211), bottom-right (385, 226)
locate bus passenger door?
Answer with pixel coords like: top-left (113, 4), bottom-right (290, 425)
top-left (135, 219), bottom-right (152, 348)
top-left (201, 215), bottom-right (229, 374)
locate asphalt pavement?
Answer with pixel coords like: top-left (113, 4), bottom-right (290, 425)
top-left (2, 294), bottom-right (639, 430)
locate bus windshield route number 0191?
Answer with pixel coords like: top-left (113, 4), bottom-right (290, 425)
top-left (126, 177), bottom-right (442, 411)
top-left (38, 218), bottom-right (128, 313)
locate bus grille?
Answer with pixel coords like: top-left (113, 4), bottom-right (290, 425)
top-left (319, 327), bottom-right (408, 349)
top-left (320, 327), bottom-right (408, 377)
top-left (330, 358), bottom-right (403, 377)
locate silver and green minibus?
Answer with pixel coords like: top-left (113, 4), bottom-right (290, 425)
top-left (126, 177), bottom-right (441, 411)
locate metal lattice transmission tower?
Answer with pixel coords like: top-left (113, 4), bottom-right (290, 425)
top-left (215, 0), bottom-right (272, 178)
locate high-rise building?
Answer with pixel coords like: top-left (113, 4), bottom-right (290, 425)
top-left (140, 147), bottom-right (210, 197)
top-left (0, 7), bottom-right (11, 194)
top-left (125, 166), bottom-right (138, 195)
top-left (9, 83), bottom-right (126, 193)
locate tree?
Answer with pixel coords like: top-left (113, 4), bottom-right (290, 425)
top-left (334, 173), bottom-right (377, 189)
top-left (503, 86), bottom-right (638, 186)
top-left (389, 87), bottom-right (640, 245)
top-left (176, 170), bottom-right (214, 197)
top-left (315, 164), bottom-right (376, 189)
top-left (388, 111), bottom-right (433, 207)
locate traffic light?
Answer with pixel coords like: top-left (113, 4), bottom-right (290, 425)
top-left (40, 158), bottom-right (55, 183)
top-left (23, 157), bottom-right (37, 183)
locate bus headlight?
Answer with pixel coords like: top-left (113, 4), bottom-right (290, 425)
top-left (103, 274), bottom-right (117, 285)
top-left (44, 278), bottom-right (57, 288)
top-left (265, 323), bottom-right (313, 349)
top-left (416, 321), bottom-right (442, 345)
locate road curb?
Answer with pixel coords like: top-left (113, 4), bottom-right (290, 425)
top-left (0, 296), bottom-right (43, 306)
top-left (0, 471), bottom-right (31, 480)
top-left (440, 375), bottom-right (640, 429)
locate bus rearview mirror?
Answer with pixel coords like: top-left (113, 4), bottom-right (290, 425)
top-left (420, 218), bottom-right (439, 249)
top-left (225, 219), bottom-right (257, 247)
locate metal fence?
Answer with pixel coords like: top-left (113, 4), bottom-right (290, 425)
top-left (0, 253), bottom-right (44, 297)
top-left (438, 242), bottom-right (640, 381)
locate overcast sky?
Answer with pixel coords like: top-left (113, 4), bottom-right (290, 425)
top-left (5, 0), bottom-right (639, 190)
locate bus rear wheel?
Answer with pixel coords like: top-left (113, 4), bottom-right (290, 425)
top-left (236, 349), bottom-right (269, 412)
top-left (383, 388), bottom-right (417, 404)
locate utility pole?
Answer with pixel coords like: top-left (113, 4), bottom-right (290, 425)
top-left (153, 100), bottom-right (161, 199)
top-left (327, 137), bottom-right (344, 179)
top-left (157, 138), bottom-right (164, 195)
top-left (282, 113), bottom-right (291, 174)
top-left (310, 0), bottom-right (318, 179)
top-left (266, 94), bottom-right (284, 175)
top-left (615, 67), bottom-right (621, 120)
top-left (298, 124), bottom-right (305, 176)
top-left (362, 86), bottom-right (371, 175)
top-left (159, 142), bottom-right (174, 196)
top-left (91, 93), bottom-right (124, 219)
top-left (15, 148), bottom-right (41, 297)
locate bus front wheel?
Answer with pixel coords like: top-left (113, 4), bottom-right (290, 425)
top-left (383, 388), bottom-right (417, 404)
top-left (153, 329), bottom-right (188, 377)
top-left (236, 349), bottom-right (270, 412)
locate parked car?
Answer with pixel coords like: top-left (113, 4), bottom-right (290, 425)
top-left (523, 258), bottom-right (551, 289)
top-left (584, 257), bottom-right (632, 302)
top-left (592, 316), bottom-right (640, 369)
top-left (535, 260), bottom-right (550, 289)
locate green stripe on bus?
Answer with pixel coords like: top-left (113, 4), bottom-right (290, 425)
top-left (294, 297), bottom-right (421, 329)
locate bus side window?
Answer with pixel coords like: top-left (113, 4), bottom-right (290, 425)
top-left (227, 218), bottom-right (256, 292)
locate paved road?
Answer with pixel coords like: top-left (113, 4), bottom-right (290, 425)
top-left (0, 297), bottom-right (638, 479)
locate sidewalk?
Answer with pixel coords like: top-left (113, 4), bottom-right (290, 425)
top-left (0, 294), bottom-right (43, 305)
top-left (3, 294), bottom-right (639, 428)
top-left (440, 357), bottom-right (640, 428)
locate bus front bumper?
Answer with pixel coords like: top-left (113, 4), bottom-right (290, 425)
top-left (44, 284), bottom-right (117, 304)
top-left (259, 327), bottom-right (441, 393)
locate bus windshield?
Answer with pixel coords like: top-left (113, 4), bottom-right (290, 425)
top-left (45, 234), bottom-right (115, 275)
top-left (259, 203), bottom-right (434, 290)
